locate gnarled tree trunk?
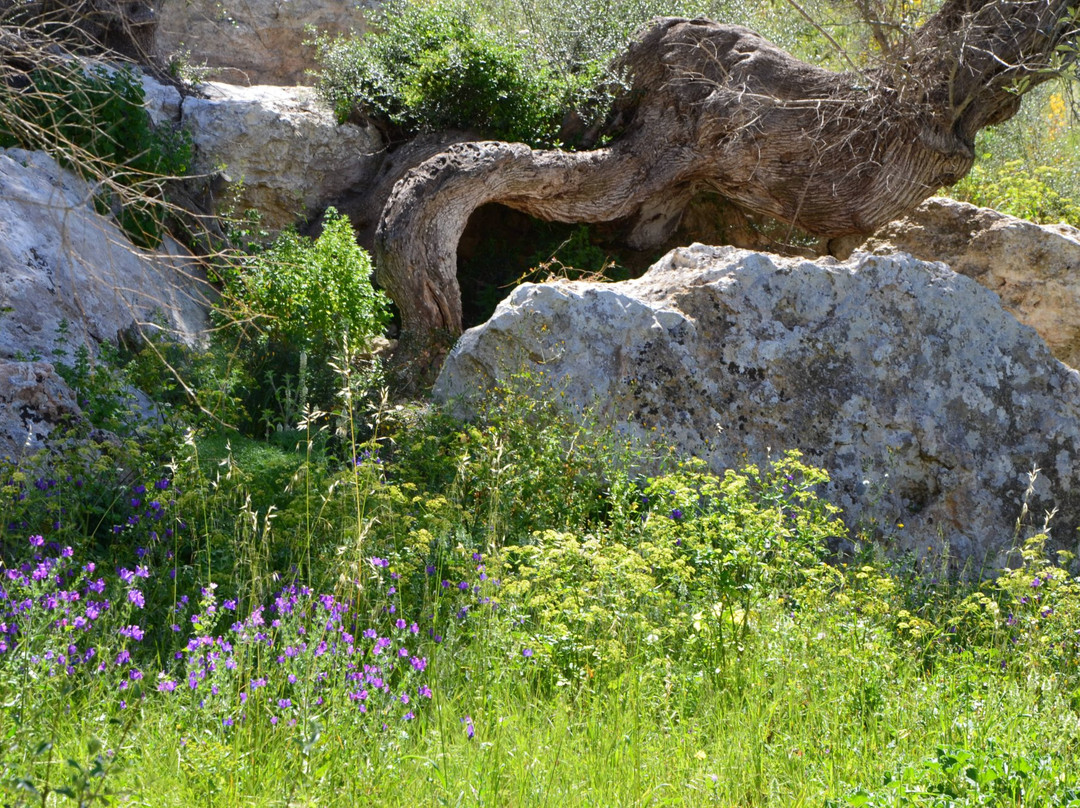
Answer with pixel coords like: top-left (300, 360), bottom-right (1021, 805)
top-left (376, 0), bottom-right (1079, 363)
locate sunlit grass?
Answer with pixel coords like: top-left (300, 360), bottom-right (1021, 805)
top-left (3, 383), bottom-right (1080, 806)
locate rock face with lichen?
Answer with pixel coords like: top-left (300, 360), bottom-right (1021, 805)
top-left (864, 196), bottom-right (1080, 369)
top-left (435, 244), bottom-right (1080, 564)
top-left (178, 82), bottom-right (384, 231)
top-left (0, 148), bottom-right (212, 457)
top-left (154, 0), bottom-right (373, 86)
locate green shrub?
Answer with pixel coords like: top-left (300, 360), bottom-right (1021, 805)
top-left (220, 207), bottom-right (390, 433)
top-left (312, 0), bottom-right (583, 146)
top-left (0, 63), bottom-right (192, 247)
top-left (403, 35), bottom-right (564, 144)
top-left (946, 83), bottom-right (1080, 227)
top-left (951, 160), bottom-right (1080, 226)
top-left (235, 208), bottom-right (388, 357)
top-left (636, 452), bottom-right (842, 654)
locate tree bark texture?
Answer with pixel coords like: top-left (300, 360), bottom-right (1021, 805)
top-left (376, 1), bottom-right (1079, 353)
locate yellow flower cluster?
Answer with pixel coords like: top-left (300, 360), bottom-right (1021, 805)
top-left (1047, 92), bottom-right (1068, 140)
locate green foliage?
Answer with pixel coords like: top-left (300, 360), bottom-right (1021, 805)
top-left (952, 160), bottom-right (1080, 226)
top-left (402, 33), bottom-right (565, 144)
top-left (219, 207), bottom-right (390, 432)
top-left (6, 373), bottom-right (1080, 803)
top-left (117, 327), bottom-right (246, 429)
top-left (0, 62), bottom-right (192, 247)
top-left (831, 745), bottom-right (1080, 807)
top-left (442, 373), bottom-right (653, 542)
top-left (312, 0), bottom-right (569, 146)
top-left (640, 453), bottom-right (841, 643)
top-left (498, 452), bottom-right (839, 688)
top-left (502, 528), bottom-right (671, 680)
top-left (8, 331), bottom-right (1080, 805)
top-left (236, 208), bottom-right (388, 356)
top-left (947, 84), bottom-right (1080, 227)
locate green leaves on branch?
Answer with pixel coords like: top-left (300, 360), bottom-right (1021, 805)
top-left (216, 208), bottom-right (390, 432)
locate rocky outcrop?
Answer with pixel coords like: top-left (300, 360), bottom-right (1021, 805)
top-left (0, 361), bottom-right (80, 459)
top-left (0, 148), bottom-right (213, 456)
top-left (864, 197), bottom-right (1080, 369)
top-left (435, 245), bottom-right (1080, 564)
top-left (140, 71), bottom-right (183, 126)
top-left (179, 82), bottom-right (384, 231)
top-left (154, 0), bottom-right (372, 86)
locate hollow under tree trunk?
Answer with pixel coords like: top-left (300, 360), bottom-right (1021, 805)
top-left (375, 0), bottom-right (1078, 363)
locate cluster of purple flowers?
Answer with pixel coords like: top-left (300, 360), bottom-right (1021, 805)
top-left (154, 579), bottom-right (432, 728)
top-left (0, 535), bottom-right (144, 687)
top-left (3, 468), bottom-right (178, 542)
top-left (432, 551), bottom-right (503, 621)
top-left (1, 534), bottom-right (435, 731)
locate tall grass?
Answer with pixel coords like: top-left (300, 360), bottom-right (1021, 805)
top-left (3, 366), bottom-right (1080, 806)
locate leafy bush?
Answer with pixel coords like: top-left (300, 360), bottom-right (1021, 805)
top-left (220, 207), bottom-right (390, 432)
top-left (639, 452), bottom-right (841, 640)
top-left (313, 0), bottom-right (568, 145)
top-left (0, 62), bottom-right (192, 247)
top-left (404, 33), bottom-right (565, 144)
top-left (438, 449), bottom-right (844, 690)
top-left (951, 160), bottom-right (1080, 226)
top-left (235, 208), bottom-right (388, 357)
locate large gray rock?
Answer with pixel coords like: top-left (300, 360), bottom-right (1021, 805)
top-left (154, 0), bottom-right (372, 86)
top-left (436, 245), bottom-right (1080, 563)
top-left (180, 82), bottom-right (384, 230)
top-left (0, 148), bottom-right (213, 456)
top-left (0, 361), bottom-right (80, 459)
top-left (864, 197), bottom-right (1080, 369)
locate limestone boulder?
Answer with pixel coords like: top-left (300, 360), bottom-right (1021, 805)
top-left (0, 148), bottom-right (213, 456)
top-left (0, 361), bottom-right (81, 460)
top-left (436, 245), bottom-right (1080, 564)
top-left (864, 197), bottom-right (1080, 368)
top-left (140, 71), bottom-right (183, 125)
top-left (180, 82), bottom-right (384, 230)
top-left (154, 0), bottom-right (372, 86)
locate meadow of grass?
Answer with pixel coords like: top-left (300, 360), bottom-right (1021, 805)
top-left (3, 364), bottom-right (1080, 807)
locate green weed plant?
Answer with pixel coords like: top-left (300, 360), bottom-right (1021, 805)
top-left (215, 207), bottom-right (390, 434)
